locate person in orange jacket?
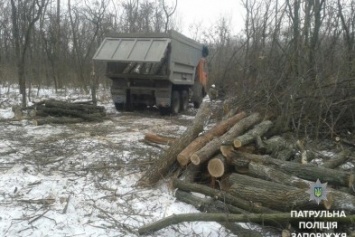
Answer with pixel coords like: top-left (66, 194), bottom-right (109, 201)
top-left (197, 46), bottom-right (209, 90)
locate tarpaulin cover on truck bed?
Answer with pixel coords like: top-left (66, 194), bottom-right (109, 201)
top-left (93, 37), bottom-right (170, 63)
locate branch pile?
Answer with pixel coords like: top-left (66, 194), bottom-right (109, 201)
top-left (138, 103), bottom-right (355, 235)
top-left (29, 99), bottom-right (106, 125)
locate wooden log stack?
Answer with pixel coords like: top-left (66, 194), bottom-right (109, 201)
top-left (28, 99), bottom-right (106, 125)
top-left (138, 104), bottom-right (355, 235)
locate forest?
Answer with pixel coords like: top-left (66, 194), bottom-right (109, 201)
top-left (1, 0), bottom-right (355, 137)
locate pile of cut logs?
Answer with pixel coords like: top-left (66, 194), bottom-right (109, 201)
top-left (28, 99), bottom-right (106, 125)
top-left (138, 102), bottom-right (355, 235)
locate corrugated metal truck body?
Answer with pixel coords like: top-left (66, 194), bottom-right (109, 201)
top-left (93, 30), bottom-right (207, 114)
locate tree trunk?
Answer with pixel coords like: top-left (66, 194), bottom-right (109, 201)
top-left (177, 111), bottom-right (247, 166)
top-left (174, 190), bottom-right (263, 237)
top-left (33, 117), bottom-right (84, 126)
top-left (144, 133), bottom-right (176, 145)
top-left (190, 113), bottom-right (262, 165)
top-left (233, 120), bottom-right (273, 148)
top-left (264, 136), bottom-right (296, 161)
top-left (138, 101), bottom-right (211, 186)
top-left (207, 154), bottom-right (227, 178)
top-left (173, 178), bottom-right (276, 213)
top-left (228, 152), bottom-right (355, 188)
top-left (322, 150), bottom-right (351, 169)
top-left (226, 173), bottom-right (326, 211)
top-left (228, 172), bottom-right (355, 213)
top-left (138, 212), bottom-right (298, 235)
top-left (248, 161), bottom-right (310, 189)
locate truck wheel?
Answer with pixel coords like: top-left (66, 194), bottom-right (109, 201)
top-left (180, 90), bottom-right (189, 112)
top-left (192, 82), bottom-right (203, 109)
top-left (171, 90), bottom-right (180, 114)
top-left (114, 103), bottom-right (124, 111)
top-left (193, 89), bottom-right (203, 108)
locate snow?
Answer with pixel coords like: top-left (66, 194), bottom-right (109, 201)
top-left (0, 85), bottom-right (231, 237)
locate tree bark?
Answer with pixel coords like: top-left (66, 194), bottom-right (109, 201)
top-left (264, 136), bottom-right (295, 161)
top-left (248, 161), bottom-right (311, 189)
top-left (173, 178), bottom-right (277, 214)
top-left (139, 212), bottom-right (318, 235)
top-left (144, 133), bottom-right (176, 145)
top-left (33, 117), bottom-right (84, 126)
top-left (138, 101), bottom-right (211, 186)
top-left (179, 163), bottom-right (200, 183)
top-left (177, 111), bottom-right (247, 167)
top-left (190, 113), bottom-right (262, 165)
top-left (174, 190), bottom-right (263, 237)
top-left (41, 100), bottom-right (105, 114)
top-left (322, 150), bottom-right (351, 169)
top-left (226, 173), bottom-right (327, 211)
top-left (229, 172), bottom-right (355, 213)
top-left (228, 152), bottom-right (355, 188)
top-left (233, 120), bottom-right (273, 148)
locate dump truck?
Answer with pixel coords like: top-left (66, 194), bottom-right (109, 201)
top-left (93, 30), bottom-right (208, 114)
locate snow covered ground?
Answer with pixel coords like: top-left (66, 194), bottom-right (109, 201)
top-left (0, 85), bottom-right (233, 237)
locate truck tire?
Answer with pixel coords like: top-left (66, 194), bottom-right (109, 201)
top-left (171, 90), bottom-right (180, 114)
top-left (114, 103), bottom-right (125, 111)
top-left (180, 90), bottom-right (189, 112)
top-left (192, 83), bottom-right (203, 109)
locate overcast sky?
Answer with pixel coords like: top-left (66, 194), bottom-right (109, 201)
top-left (174, 0), bottom-right (245, 39)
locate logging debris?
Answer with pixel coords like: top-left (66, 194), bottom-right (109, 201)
top-left (138, 102), bottom-right (355, 235)
top-left (27, 99), bottom-right (106, 125)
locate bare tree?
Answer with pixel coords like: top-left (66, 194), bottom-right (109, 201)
top-left (161, 0), bottom-right (177, 32)
top-left (11, 0), bottom-right (47, 107)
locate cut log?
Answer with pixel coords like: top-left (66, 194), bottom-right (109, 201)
top-left (228, 151), bottom-right (355, 188)
top-left (222, 106), bottom-right (240, 121)
top-left (36, 107), bottom-right (104, 122)
top-left (226, 173), bottom-right (326, 211)
top-left (175, 189), bottom-right (247, 214)
top-left (173, 178), bottom-right (277, 213)
top-left (190, 113), bottom-right (262, 166)
top-left (248, 161), bottom-right (311, 189)
top-left (33, 117), bottom-right (84, 126)
top-left (227, 172), bottom-right (355, 213)
top-left (207, 154), bottom-right (227, 178)
top-left (233, 120), bottom-right (273, 148)
top-left (137, 101), bottom-right (211, 186)
top-left (138, 212), bottom-right (355, 235)
top-left (322, 150), bottom-right (351, 169)
top-left (143, 133), bottom-right (175, 145)
top-left (220, 144), bottom-right (234, 157)
top-left (175, 190), bottom-right (263, 237)
top-left (179, 163), bottom-right (200, 183)
top-left (264, 136), bottom-right (295, 161)
top-left (177, 111), bottom-right (247, 167)
top-left (46, 100), bottom-right (105, 112)
top-left (255, 135), bottom-right (266, 153)
top-left (324, 188), bottom-right (355, 211)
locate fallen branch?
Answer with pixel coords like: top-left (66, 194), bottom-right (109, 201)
top-left (173, 179), bottom-right (276, 213)
top-left (233, 120), bottom-right (273, 148)
top-left (138, 212), bottom-right (293, 235)
top-left (138, 101), bottom-right (211, 186)
top-left (174, 190), bottom-right (263, 236)
top-left (140, 211), bottom-right (355, 235)
top-left (322, 150), bottom-right (351, 169)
